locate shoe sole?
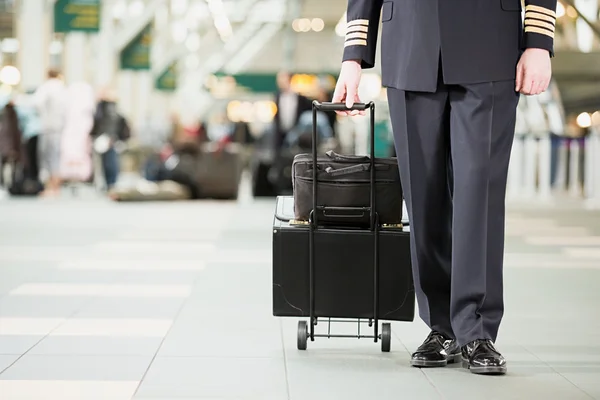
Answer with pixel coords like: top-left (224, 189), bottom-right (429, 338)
top-left (411, 353), bottom-right (461, 368)
top-left (461, 358), bottom-right (507, 375)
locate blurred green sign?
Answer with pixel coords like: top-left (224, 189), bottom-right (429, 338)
top-left (120, 24), bottom-right (152, 70)
top-left (54, 0), bottom-right (100, 33)
top-left (156, 63), bottom-right (177, 92)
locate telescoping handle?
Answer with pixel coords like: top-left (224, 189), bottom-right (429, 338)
top-left (311, 101), bottom-right (377, 230)
top-left (313, 102), bottom-right (370, 112)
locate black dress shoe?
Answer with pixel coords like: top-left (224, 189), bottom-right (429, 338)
top-left (461, 339), bottom-right (507, 375)
top-left (411, 331), bottom-right (461, 367)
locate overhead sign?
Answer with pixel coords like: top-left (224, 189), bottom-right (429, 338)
top-left (54, 0), bottom-right (100, 33)
top-left (120, 24), bottom-right (152, 70)
top-left (156, 63), bottom-right (177, 92)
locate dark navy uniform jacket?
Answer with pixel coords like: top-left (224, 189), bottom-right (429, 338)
top-left (342, 0), bottom-right (558, 92)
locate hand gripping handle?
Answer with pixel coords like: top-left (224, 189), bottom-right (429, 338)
top-left (313, 101), bottom-right (370, 112)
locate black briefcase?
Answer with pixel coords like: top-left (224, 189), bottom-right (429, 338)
top-left (291, 103), bottom-right (402, 226)
top-left (272, 195), bottom-right (415, 321)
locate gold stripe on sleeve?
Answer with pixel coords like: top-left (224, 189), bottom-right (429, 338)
top-left (525, 19), bottom-right (555, 32)
top-left (524, 4), bottom-right (556, 18)
top-left (346, 32), bottom-right (368, 40)
top-left (525, 26), bottom-right (555, 38)
top-left (524, 10), bottom-right (556, 24)
top-left (344, 39), bottom-right (368, 47)
top-left (346, 25), bottom-right (369, 34)
top-left (347, 19), bottom-right (369, 28)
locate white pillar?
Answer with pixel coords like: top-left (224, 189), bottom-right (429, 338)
top-left (523, 135), bottom-right (538, 198)
top-left (117, 70), bottom-right (135, 124)
top-left (17, 0), bottom-right (49, 90)
top-left (568, 139), bottom-right (582, 197)
top-left (63, 33), bottom-right (89, 84)
top-left (134, 71), bottom-right (153, 136)
top-left (94, 0), bottom-right (117, 89)
top-left (537, 134), bottom-right (552, 200)
top-left (507, 135), bottom-right (524, 199)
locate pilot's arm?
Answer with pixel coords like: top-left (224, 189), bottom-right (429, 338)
top-left (523, 0), bottom-right (558, 56)
top-left (341, 0), bottom-right (384, 69)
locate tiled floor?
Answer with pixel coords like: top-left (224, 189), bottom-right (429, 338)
top-left (0, 193), bottom-right (599, 400)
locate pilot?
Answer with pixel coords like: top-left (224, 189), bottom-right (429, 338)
top-left (333, 0), bottom-right (556, 375)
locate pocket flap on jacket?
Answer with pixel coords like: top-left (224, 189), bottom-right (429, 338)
top-left (382, 1), bottom-right (394, 22)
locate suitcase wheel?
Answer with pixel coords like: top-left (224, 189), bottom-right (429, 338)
top-left (381, 323), bottom-right (391, 352)
top-left (297, 320), bottom-right (308, 351)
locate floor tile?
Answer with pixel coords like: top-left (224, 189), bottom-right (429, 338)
top-left (9, 283), bottom-right (192, 298)
top-left (0, 296), bottom-right (89, 318)
top-left (75, 297), bottom-right (185, 319)
top-left (0, 380), bottom-right (138, 400)
top-left (0, 318), bottom-right (64, 336)
top-left (29, 336), bottom-right (163, 356)
top-left (50, 318), bottom-right (174, 337)
top-left (0, 355), bottom-right (152, 381)
top-left (0, 355), bottom-right (19, 372)
top-left (135, 357), bottom-right (287, 399)
top-left (0, 336), bottom-right (43, 355)
top-left (286, 356), bottom-right (441, 400)
top-left (58, 259), bottom-right (206, 271)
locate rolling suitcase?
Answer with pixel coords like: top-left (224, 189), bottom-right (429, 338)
top-left (272, 101), bottom-right (415, 352)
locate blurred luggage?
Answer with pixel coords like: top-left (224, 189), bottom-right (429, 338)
top-left (109, 180), bottom-right (191, 201)
top-left (162, 142), bottom-right (243, 200)
top-left (272, 195), bottom-right (415, 321)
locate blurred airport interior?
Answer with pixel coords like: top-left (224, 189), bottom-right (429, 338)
top-left (0, 1), bottom-right (600, 400)
top-left (0, 0), bottom-right (598, 202)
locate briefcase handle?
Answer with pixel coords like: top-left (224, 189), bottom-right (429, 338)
top-left (325, 150), bottom-right (370, 163)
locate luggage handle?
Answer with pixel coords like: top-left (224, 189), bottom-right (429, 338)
top-left (325, 164), bottom-right (369, 177)
top-left (314, 102), bottom-right (369, 112)
top-left (311, 101), bottom-right (376, 230)
top-left (325, 150), bottom-right (369, 163)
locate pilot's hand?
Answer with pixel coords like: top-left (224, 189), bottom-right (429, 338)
top-left (516, 48), bottom-right (552, 96)
top-left (332, 60), bottom-right (364, 116)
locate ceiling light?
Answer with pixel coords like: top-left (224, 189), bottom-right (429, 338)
top-left (112, 0), bottom-right (127, 19)
top-left (300, 18), bottom-right (311, 32)
top-left (311, 18), bottom-right (324, 32)
top-left (292, 19), bottom-right (301, 32)
top-left (576, 112), bottom-right (592, 128)
top-left (591, 111), bottom-right (600, 126)
top-left (556, 2), bottom-right (565, 18)
top-left (0, 66), bottom-right (21, 86)
top-left (1, 38), bottom-right (19, 53)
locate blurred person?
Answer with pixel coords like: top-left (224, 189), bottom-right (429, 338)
top-left (333, 0), bottom-right (556, 375)
top-left (33, 69), bottom-right (67, 196)
top-left (316, 86), bottom-right (337, 137)
top-left (60, 82), bottom-right (95, 183)
top-left (273, 71), bottom-right (312, 151)
top-left (15, 90), bottom-right (43, 182)
top-left (0, 99), bottom-right (22, 186)
top-left (91, 90), bottom-right (130, 190)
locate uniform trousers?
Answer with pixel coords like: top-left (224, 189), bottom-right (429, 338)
top-left (387, 68), bottom-right (520, 347)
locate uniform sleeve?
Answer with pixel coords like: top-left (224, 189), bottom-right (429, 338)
top-left (523, 0), bottom-right (558, 56)
top-left (341, 0), bottom-right (384, 69)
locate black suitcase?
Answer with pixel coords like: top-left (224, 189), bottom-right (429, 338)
top-left (272, 102), bottom-right (415, 352)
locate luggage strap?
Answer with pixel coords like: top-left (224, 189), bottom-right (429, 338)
top-left (325, 150), bottom-right (369, 163)
top-left (324, 163), bottom-right (369, 177)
